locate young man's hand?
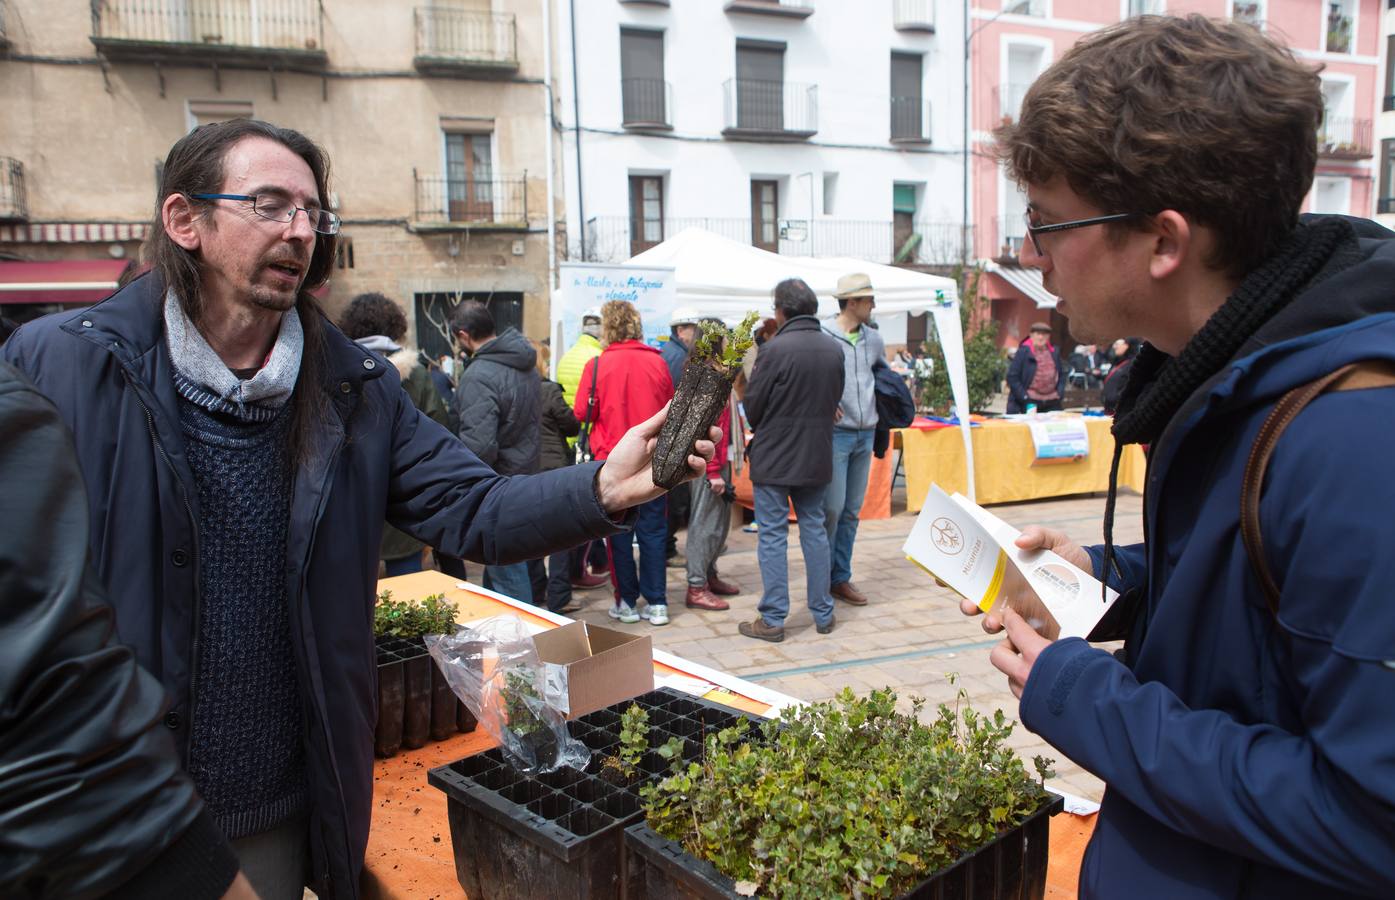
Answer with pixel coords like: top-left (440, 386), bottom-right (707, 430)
top-left (595, 402), bottom-right (719, 513)
top-left (990, 608), bottom-right (1053, 699)
top-left (955, 525), bottom-right (1089, 641)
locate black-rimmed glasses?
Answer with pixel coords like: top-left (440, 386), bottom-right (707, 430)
top-left (190, 193), bottom-right (341, 235)
top-left (1022, 211), bottom-right (1136, 256)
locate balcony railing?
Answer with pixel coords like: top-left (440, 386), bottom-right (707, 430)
top-left (995, 82), bottom-right (1033, 123)
top-left (413, 171), bottom-right (528, 229)
top-left (722, 79), bottom-right (818, 139)
top-left (413, 8), bottom-right (518, 74)
top-left (575, 216), bottom-right (969, 266)
top-left (724, 0), bottom-right (814, 19)
top-left (91, 0), bottom-right (326, 65)
top-left (890, 96), bottom-right (931, 143)
top-left (893, 0), bottom-right (935, 31)
top-left (1318, 116), bottom-right (1372, 159)
top-left (0, 158), bottom-right (27, 221)
top-left (622, 78), bottom-right (672, 129)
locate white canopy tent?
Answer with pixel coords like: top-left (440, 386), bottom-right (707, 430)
top-left (625, 228), bottom-right (978, 502)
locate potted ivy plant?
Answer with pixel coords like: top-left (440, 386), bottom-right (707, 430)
top-left (651, 313), bottom-right (759, 491)
top-left (628, 687), bottom-right (1061, 899)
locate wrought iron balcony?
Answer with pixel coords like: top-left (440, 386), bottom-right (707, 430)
top-left (893, 0), bottom-right (935, 31)
top-left (722, 79), bottom-right (817, 140)
top-left (890, 96), bottom-right (931, 143)
top-left (724, 0), bottom-right (813, 19)
top-left (413, 8), bottom-right (518, 76)
top-left (622, 78), bottom-right (672, 129)
top-left (576, 215), bottom-right (968, 266)
top-left (91, 0), bottom-right (326, 68)
top-left (0, 158), bottom-right (26, 221)
top-left (1318, 116), bottom-right (1372, 159)
top-left (413, 171), bottom-right (528, 231)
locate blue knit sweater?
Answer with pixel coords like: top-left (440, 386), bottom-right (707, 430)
top-left (175, 374), bottom-right (306, 840)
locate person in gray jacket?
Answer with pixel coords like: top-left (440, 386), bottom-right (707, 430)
top-left (821, 273), bottom-right (887, 609)
top-left (739, 279), bottom-right (845, 642)
top-left (451, 301), bottom-right (541, 603)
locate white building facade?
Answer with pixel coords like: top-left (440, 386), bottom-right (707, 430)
top-left (555, 0), bottom-right (969, 284)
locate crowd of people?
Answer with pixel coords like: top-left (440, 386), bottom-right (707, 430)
top-left (1007, 327), bottom-right (1142, 414)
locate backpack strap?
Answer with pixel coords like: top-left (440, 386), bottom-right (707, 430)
top-left (1241, 360), bottom-right (1395, 617)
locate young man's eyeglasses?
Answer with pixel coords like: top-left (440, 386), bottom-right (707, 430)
top-left (190, 193), bottom-right (342, 235)
top-left (1022, 211), bottom-right (1137, 256)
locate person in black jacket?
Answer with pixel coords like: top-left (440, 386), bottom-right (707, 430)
top-left (451, 300), bottom-right (543, 603)
top-left (0, 120), bottom-right (714, 900)
top-left (0, 361), bottom-right (256, 900)
top-left (1005, 322), bottom-right (1068, 413)
top-left (739, 278), bottom-right (845, 642)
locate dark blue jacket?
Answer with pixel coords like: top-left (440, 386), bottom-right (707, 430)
top-left (1, 274), bottom-right (626, 899)
top-left (1005, 337), bottom-right (1067, 413)
top-left (872, 357), bottom-right (915, 458)
top-left (1022, 218), bottom-right (1395, 899)
top-left (660, 335), bottom-right (689, 394)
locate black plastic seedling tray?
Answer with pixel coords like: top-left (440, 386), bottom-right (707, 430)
top-left (624, 793), bottom-right (1065, 900)
top-left (428, 688), bottom-right (761, 899)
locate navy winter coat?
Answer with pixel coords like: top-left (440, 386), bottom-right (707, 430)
top-left (1021, 218), bottom-right (1395, 899)
top-left (1005, 338), bottom-right (1067, 413)
top-left (1, 274), bottom-right (626, 899)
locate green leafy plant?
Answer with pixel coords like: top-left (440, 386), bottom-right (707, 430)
top-left (501, 669), bottom-right (544, 738)
top-left (693, 311), bottom-right (762, 372)
top-left (640, 688), bottom-right (1054, 899)
top-left (920, 266), bottom-right (1007, 415)
top-left (373, 591), bottom-right (458, 639)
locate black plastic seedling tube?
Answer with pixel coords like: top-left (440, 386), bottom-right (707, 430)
top-left (373, 648), bottom-right (405, 759)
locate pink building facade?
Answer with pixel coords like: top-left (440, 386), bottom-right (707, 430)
top-left (970, 0), bottom-right (1382, 349)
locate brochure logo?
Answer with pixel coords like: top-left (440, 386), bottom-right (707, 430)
top-left (930, 517), bottom-right (964, 555)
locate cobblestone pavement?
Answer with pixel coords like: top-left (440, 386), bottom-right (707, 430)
top-left (573, 485), bottom-right (1145, 805)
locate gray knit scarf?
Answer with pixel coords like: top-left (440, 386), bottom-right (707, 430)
top-left (164, 291), bottom-right (303, 420)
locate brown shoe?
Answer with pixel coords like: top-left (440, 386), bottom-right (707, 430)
top-left (571, 572), bottom-right (609, 590)
top-left (831, 582), bottom-right (868, 606)
top-left (685, 586), bottom-right (730, 611)
top-left (706, 575), bottom-right (741, 596)
top-left (738, 618), bottom-right (785, 643)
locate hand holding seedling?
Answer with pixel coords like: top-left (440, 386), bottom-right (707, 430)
top-left (596, 402), bottom-right (720, 513)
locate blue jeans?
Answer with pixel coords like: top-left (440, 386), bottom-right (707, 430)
top-left (383, 553), bottom-right (422, 578)
top-left (608, 496), bottom-right (667, 608)
top-left (754, 483), bottom-right (833, 628)
top-left (484, 562), bottom-right (533, 604)
top-left (825, 428), bottom-right (874, 587)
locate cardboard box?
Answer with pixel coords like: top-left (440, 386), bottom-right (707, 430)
top-left (533, 621), bottom-right (654, 718)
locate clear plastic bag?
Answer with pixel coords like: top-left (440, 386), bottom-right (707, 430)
top-left (426, 616), bottom-right (589, 774)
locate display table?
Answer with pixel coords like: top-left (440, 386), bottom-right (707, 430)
top-left (730, 447), bottom-right (895, 520)
top-left (360, 570), bottom-right (1096, 898)
top-left (897, 417), bottom-right (1147, 511)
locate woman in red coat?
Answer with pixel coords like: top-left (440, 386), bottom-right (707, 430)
top-left (573, 300), bottom-right (674, 625)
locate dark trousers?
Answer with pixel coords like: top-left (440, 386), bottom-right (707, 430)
top-left (666, 480), bottom-right (691, 556)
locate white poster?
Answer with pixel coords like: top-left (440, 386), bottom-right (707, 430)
top-left (554, 263), bottom-right (677, 373)
top-left (929, 301), bottom-right (976, 502)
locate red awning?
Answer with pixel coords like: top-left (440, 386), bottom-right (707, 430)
top-left (0, 259), bottom-right (133, 305)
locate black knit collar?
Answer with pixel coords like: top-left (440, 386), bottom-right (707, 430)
top-left (1112, 216), bottom-right (1355, 447)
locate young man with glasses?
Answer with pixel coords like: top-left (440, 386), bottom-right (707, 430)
top-left (962, 15), bottom-right (1395, 899)
top-left (1, 120), bottom-right (715, 900)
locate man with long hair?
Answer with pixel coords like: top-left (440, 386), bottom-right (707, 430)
top-left (1, 120), bottom-right (713, 899)
top-left (963, 16), bottom-right (1395, 898)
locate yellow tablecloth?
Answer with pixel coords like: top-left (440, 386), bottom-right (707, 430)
top-left (897, 417), bottom-right (1147, 511)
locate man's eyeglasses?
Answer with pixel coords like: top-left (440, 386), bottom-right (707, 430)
top-left (190, 193), bottom-right (341, 235)
top-left (1022, 211), bottom-right (1136, 256)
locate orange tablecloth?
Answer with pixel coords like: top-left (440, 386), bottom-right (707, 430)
top-left (730, 449), bottom-right (894, 520)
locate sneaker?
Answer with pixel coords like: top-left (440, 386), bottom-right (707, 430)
top-left (685, 585), bottom-right (730, 611)
top-left (738, 618), bottom-right (785, 643)
top-left (608, 603), bottom-right (641, 624)
top-left (741, 523), bottom-right (759, 534)
top-left (642, 604), bottom-right (670, 626)
top-left (706, 575), bottom-right (741, 596)
top-left (816, 614), bottom-right (836, 635)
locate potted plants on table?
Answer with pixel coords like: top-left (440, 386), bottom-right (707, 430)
top-left (373, 590), bottom-right (471, 757)
top-left (628, 687), bottom-right (1061, 899)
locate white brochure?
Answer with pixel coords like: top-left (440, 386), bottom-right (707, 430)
top-left (902, 484), bottom-right (1118, 640)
